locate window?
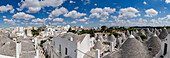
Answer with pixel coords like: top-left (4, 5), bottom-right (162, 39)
top-left (53, 42), bottom-right (55, 46)
top-left (65, 48), bottom-right (67, 55)
top-left (163, 43), bottom-right (168, 55)
top-left (59, 45), bottom-right (61, 55)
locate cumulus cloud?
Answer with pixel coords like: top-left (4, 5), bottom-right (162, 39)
top-left (99, 19), bottom-right (106, 22)
top-left (94, 4), bottom-right (97, 6)
top-left (165, 0), bottom-right (170, 4)
top-left (70, 21), bottom-right (77, 24)
top-left (10, 9), bottom-right (15, 13)
top-left (143, 1), bottom-right (147, 5)
top-left (118, 7), bottom-right (140, 19)
top-left (76, 17), bottom-right (89, 22)
top-left (32, 18), bottom-right (46, 22)
top-left (89, 13), bottom-right (100, 18)
top-left (150, 19), bottom-right (157, 23)
top-left (84, 22), bottom-right (89, 24)
top-left (3, 16), bottom-right (6, 18)
top-left (49, 7), bottom-right (68, 17)
top-left (19, 0), bottom-right (66, 13)
top-left (19, 0), bottom-right (41, 13)
top-left (12, 12), bottom-right (35, 20)
top-left (81, 0), bottom-right (90, 5)
top-left (3, 19), bottom-right (16, 25)
top-left (53, 18), bottom-right (64, 22)
top-left (89, 7), bottom-right (116, 20)
top-left (74, 7), bottom-right (79, 9)
top-left (111, 15), bottom-right (117, 19)
top-left (64, 10), bottom-right (86, 18)
top-left (145, 8), bottom-right (158, 17)
top-left (0, 4), bottom-right (13, 13)
top-left (70, 1), bottom-right (76, 3)
top-left (138, 18), bottom-right (147, 23)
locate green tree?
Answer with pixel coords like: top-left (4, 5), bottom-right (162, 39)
top-left (139, 35), bottom-right (147, 41)
top-left (101, 25), bottom-right (107, 32)
top-left (40, 40), bottom-right (47, 45)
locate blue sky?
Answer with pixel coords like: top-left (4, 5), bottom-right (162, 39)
top-left (0, 0), bottom-right (170, 28)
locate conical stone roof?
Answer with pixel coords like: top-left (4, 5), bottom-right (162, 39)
top-left (125, 30), bottom-right (130, 37)
top-left (145, 28), bottom-right (153, 37)
top-left (93, 40), bottom-right (104, 50)
top-left (158, 28), bottom-right (168, 40)
top-left (104, 35), bottom-right (149, 58)
top-left (107, 34), bottom-right (116, 42)
top-left (136, 36), bottom-right (142, 42)
top-left (145, 33), bottom-right (161, 57)
top-left (96, 35), bottom-right (104, 42)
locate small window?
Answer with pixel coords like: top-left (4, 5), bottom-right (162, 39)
top-left (59, 45), bottom-right (61, 53)
top-left (65, 48), bottom-right (67, 55)
top-left (53, 42), bottom-right (55, 46)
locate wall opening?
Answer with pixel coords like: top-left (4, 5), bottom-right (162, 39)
top-left (65, 48), bottom-right (68, 55)
top-left (163, 43), bottom-right (168, 55)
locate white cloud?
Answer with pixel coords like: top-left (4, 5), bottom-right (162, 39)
top-left (111, 15), bottom-right (117, 19)
top-left (138, 18), bottom-right (147, 23)
top-left (165, 0), bottom-right (170, 4)
top-left (19, 0), bottom-right (41, 13)
top-left (90, 7), bottom-right (116, 13)
top-left (62, 22), bottom-right (66, 24)
top-left (17, 20), bottom-right (20, 22)
top-left (145, 8), bottom-right (158, 17)
top-left (89, 7), bottom-right (116, 20)
top-left (16, 8), bottom-right (22, 11)
top-left (49, 7), bottom-right (68, 17)
top-left (12, 12), bottom-right (35, 20)
top-left (3, 16), bottom-right (6, 18)
top-left (70, 1), bottom-right (76, 3)
top-left (109, 20), bottom-right (113, 22)
top-left (19, 0), bottom-right (66, 13)
top-left (10, 9), bottom-right (15, 13)
top-left (118, 7), bottom-right (140, 19)
top-left (99, 19), bottom-right (106, 22)
top-left (150, 19), bottom-right (157, 23)
top-left (103, 7), bottom-right (116, 13)
top-left (53, 18), bottom-right (64, 22)
top-left (89, 13), bottom-right (100, 18)
top-left (143, 1), bottom-right (147, 5)
top-left (76, 17), bottom-right (89, 22)
top-left (90, 8), bottom-right (103, 13)
top-left (94, 4), bottom-right (97, 6)
top-left (32, 18), bottom-right (46, 22)
top-left (52, 23), bottom-right (61, 25)
top-left (74, 7), bottom-right (79, 9)
top-left (3, 19), bottom-right (16, 25)
top-left (40, 0), bottom-right (66, 7)
top-left (84, 22), bottom-right (89, 24)
top-left (81, 0), bottom-right (90, 5)
top-left (64, 10), bottom-right (86, 18)
top-left (0, 4), bottom-right (13, 13)
top-left (70, 21), bottom-right (77, 24)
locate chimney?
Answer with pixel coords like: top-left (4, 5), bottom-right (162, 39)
top-left (69, 37), bottom-right (73, 41)
top-left (110, 42), bottom-right (114, 52)
top-left (119, 38), bottom-right (122, 46)
top-left (16, 41), bottom-right (21, 58)
top-left (35, 38), bottom-right (37, 49)
top-left (95, 49), bottom-right (100, 58)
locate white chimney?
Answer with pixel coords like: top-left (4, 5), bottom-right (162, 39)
top-left (35, 38), bottom-right (37, 49)
top-left (110, 42), bottom-right (114, 52)
top-left (70, 37), bottom-right (73, 41)
top-left (119, 38), bottom-right (122, 46)
top-left (16, 41), bottom-right (21, 58)
top-left (95, 49), bottom-right (100, 58)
